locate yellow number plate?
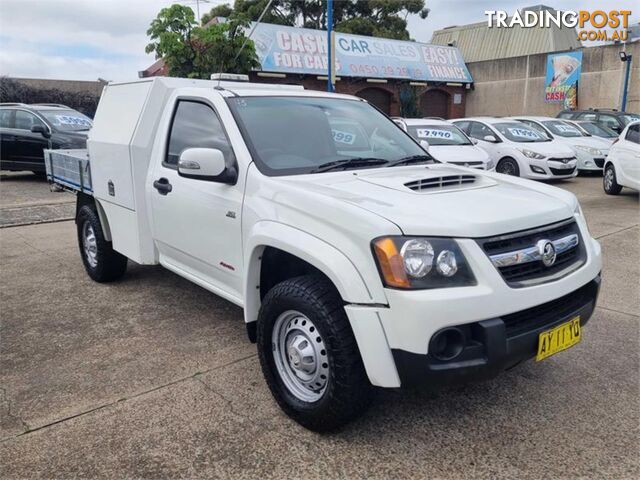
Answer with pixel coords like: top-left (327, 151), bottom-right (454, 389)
top-left (536, 316), bottom-right (581, 361)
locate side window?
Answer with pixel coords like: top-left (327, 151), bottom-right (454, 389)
top-left (469, 122), bottom-right (494, 140)
top-left (454, 121), bottom-right (470, 133)
top-left (598, 114), bottom-right (620, 131)
top-left (0, 109), bottom-right (14, 128)
top-left (165, 100), bottom-right (235, 167)
top-left (14, 111), bottom-right (45, 131)
top-left (625, 124), bottom-right (640, 144)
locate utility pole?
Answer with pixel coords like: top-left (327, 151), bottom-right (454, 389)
top-left (619, 51), bottom-right (633, 112)
top-left (327, 0), bottom-right (334, 92)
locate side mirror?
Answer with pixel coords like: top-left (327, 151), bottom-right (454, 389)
top-left (31, 125), bottom-right (51, 138)
top-left (483, 135), bottom-right (497, 143)
top-left (471, 138), bottom-right (479, 145)
top-left (419, 139), bottom-right (430, 151)
top-left (178, 148), bottom-right (237, 184)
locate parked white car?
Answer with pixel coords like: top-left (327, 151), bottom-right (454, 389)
top-left (452, 117), bottom-right (577, 179)
top-left (603, 121), bottom-right (640, 194)
top-left (510, 116), bottom-right (610, 172)
top-left (45, 77), bottom-right (602, 431)
top-left (393, 118), bottom-right (494, 170)
top-left (565, 120), bottom-right (619, 145)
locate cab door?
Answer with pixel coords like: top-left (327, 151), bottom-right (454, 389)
top-left (12, 110), bottom-right (50, 171)
top-left (149, 96), bottom-right (244, 304)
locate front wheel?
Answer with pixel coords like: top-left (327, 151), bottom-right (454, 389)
top-left (76, 205), bottom-right (128, 282)
top-left (496, 157), bottom-right (520, 177)
top-left (603, 164), bottom-right (622, 195)
top-left (257, 274), bottom-right (372, 431)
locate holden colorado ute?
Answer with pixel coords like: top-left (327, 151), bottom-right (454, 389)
top-left (45, 77), bottom-right (602, 431)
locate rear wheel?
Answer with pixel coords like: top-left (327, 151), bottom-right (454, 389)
top-left (76, 205), bottom-right (127, 282)
top-left (603, 164), bottom-right (622, 195)
top-left (496, 157), bottom-right (520, 177)
top-left (257, 274), bottom-right (372, 431)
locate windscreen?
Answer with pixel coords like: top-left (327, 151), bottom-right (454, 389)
top-left (493, 122), bottom-right (549, 143)
top-left (407, 124), bottom-right (472, 146)
top-left (228, 96), bottom-right (429, 175)
top-left (542, 120), bottom-right (584, 137)
top-left (579, 122), bottom-right (617, 138)
top-left (623, 114), bottom-right (640, 125)
top-left (39, 109), bottom-right (92, 131)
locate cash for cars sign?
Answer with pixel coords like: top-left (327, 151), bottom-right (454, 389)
top-left (544, 51), bottom-right (582, 107)
top-left (251, 22), bottom-right (473, 83)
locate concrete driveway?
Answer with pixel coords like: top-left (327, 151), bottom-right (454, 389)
top-left (1, 172), bottom-right (638, 479)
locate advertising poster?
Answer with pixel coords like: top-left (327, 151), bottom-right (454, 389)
top-left (544, 50), bottom-right (582, 108)
top-left (251, 22), bottom-right (473, 84)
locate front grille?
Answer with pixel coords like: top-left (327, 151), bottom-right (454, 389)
top-left (502, 279), bottom-right (598, 337)
top-left (594, 158), bottom-right (605, 168)
top-left (477, 219), bottom-right (586, 287)
top-left (450, 161), bottom-right (484, 167)
top-left (550, 166), bottom-right (576, 175)
top-left (548, 157), bottom-right (576, 162)
top-left (405, 174), bottom-right (476, 192)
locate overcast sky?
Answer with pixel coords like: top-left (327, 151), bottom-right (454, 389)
top-left (0, 0), bottom-right (637, 82)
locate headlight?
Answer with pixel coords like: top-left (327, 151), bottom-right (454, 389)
top-left (372, 237), bottom-right (476, 289)
top-left (519, 149), bottom-right (546, 159)
top-left (573, 145), bottom-right (602, 156)
top-left (486, 159), bottom-right (495, 170)
top-left (574, 202), bottom-right (583, 216)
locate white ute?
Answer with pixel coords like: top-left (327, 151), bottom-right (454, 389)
top-left (46, 78), bottom-right (602, 431)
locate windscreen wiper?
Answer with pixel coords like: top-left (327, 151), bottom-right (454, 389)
top-left (311, 157), bottom-right (388, 173)
top-left (385, 155), bottom-right (434, 168)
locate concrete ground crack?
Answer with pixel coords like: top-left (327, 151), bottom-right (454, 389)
top-left (0, 386), bottom-right (31, 434)
top-left (0, 353), bottom-right (257, 443)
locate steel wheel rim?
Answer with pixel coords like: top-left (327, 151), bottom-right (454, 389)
top-left (272, 310), bottom-right (329, 402)
top-left (82, 222), bottom-right (98, 268)
top-left (604, 168), bottom-right (614, 190)
top-left (498, 160), bottom-right (516, 176)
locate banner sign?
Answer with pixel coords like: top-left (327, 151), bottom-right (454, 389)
top-left (251, 22), bottom-right (473, 83)
top-left (544, 51), bottom-right (582, 107)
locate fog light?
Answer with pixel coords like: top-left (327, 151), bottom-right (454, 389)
top-left (530, 165), bottom-right (546, 174)
top-left (429, 327), bottom-right (465, 361)
top-left (436, 250), bottom-right (458, 277)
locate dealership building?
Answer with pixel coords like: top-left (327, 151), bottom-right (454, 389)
top-left (140, 21), bottom-right (474, 119)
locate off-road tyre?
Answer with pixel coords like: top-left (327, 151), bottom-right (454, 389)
top-left (257, 274), bottom-right (372, 432)
top-left (76, 204), bottom-right (128, 282)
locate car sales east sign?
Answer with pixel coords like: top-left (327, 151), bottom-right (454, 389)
top-left (251, 22), bottom-right (473, 83)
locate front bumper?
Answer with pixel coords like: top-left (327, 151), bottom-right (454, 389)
top-left (392, 275), bottom-right (600, 386)
top-left (345, 216), bottom-right (602, 388)
top-left (520, 157), bottom-right (578, 179)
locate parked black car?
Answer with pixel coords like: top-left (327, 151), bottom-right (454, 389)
top-left (0, 103), bottom-right (91, 174)
top-left (557, 108), bottom-right (640, 134)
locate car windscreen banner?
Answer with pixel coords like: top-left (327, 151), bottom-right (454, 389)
top-left (251, 22), bottom-right (473, 84)
top-left (544, 50), bottom-right (582, 108)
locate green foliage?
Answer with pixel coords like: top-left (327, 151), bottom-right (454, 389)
top-left (201, 4), bottom-right (234, 25)
top-left (0, 77), bottom-right (100, 117)
top-left (204, 0), bottom-right (429, 39)
top-left (146, 4), bottom-right (259, 79)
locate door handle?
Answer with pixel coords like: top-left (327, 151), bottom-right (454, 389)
top-left (153, 177), bottom-right (172, 195)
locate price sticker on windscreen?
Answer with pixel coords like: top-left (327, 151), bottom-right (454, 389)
top-left (332, 129), bottom-right (356, 145)
top-left (508, 128), bottom-right (540, 139)
top-left (556, 124), bottom-right (580, 134)
top-left (55, 115), bottom-right (92, 127)
top-left (416, 128), bottom-right (452, 139)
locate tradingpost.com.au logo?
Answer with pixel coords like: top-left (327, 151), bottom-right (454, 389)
top-left (485, 9), bottom-right (632, 42)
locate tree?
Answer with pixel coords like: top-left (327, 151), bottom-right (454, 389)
top-left (146, 4), bottom-right (260, 78)
top-left (204, 0), bottom-right (430, 40)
